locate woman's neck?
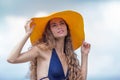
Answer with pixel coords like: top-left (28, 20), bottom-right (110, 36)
top-left (55, 38), bottom-right (65, 55)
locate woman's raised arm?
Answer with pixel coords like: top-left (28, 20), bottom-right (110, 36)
top-left (7, 20), bottom-right (38, 63)
top-left (81, 41), bottom-right (91, 80)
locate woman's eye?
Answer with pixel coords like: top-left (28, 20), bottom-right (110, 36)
top-left (51, 23), bottom-right (57, 27)
top-left (52, 24), bottom-right (57, 27)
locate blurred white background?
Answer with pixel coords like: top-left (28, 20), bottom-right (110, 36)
top-left (0, 0), bottom-right (120, 80)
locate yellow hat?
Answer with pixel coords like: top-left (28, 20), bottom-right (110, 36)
top-left (30, 10), bottom-right (85, 50)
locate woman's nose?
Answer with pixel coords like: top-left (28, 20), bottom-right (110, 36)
top-left (57, 25), bottom-right (62, 29)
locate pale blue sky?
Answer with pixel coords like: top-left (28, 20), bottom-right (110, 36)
top-left (0, 0), bottom-right (120, 80)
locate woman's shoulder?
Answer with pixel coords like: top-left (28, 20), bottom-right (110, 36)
top-left (33, 43), bottom-right (52, 58)
top-left (36, 43), bottom-right (50, 51)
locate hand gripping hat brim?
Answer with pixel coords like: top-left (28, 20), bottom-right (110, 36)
top-left (30, 10), bottom-right (85, 50)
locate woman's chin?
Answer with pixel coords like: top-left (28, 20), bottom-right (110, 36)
top-left (55, 36), bottom-right (66, 39)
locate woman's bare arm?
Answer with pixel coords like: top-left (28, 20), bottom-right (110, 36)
top-left (81, 41), bottom-right (91, 80)
top-left (7, 20), bottom-right (38, 63)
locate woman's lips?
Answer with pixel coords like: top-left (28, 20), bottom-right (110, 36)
top-left (57, 30), bottom-right (64, 34)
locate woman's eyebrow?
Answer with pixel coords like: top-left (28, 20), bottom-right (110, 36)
top-left (50, 22), bottom-right (56, 25)
top-left (59, 20), bottom-right (65, 23)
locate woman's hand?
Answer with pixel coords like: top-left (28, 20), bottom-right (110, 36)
top-left (81, 41), bottom-right (91, 55)
top-left (24, 20), bottom-right (35, 35)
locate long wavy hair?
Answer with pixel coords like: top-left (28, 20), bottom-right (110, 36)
top-left (30, 19), bottom-right (82, 80)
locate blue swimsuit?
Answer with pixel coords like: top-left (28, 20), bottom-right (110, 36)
top-left (40, 48), bottom-right (69, 80)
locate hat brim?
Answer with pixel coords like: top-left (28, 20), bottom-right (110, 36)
top-left (30, 10), bottom-right (85, 50)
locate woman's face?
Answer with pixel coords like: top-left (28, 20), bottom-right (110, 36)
top-left (49, 18), bottom-right (67, 39)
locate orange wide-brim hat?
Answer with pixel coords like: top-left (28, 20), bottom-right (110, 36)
top-left (30, 10), bottom-right (85, 50)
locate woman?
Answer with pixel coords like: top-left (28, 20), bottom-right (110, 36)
top-left (7, 10), bottom-right (91, 80)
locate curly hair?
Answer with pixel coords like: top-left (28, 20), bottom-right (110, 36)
top-left (30, 19), bottom-right (82, 80)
